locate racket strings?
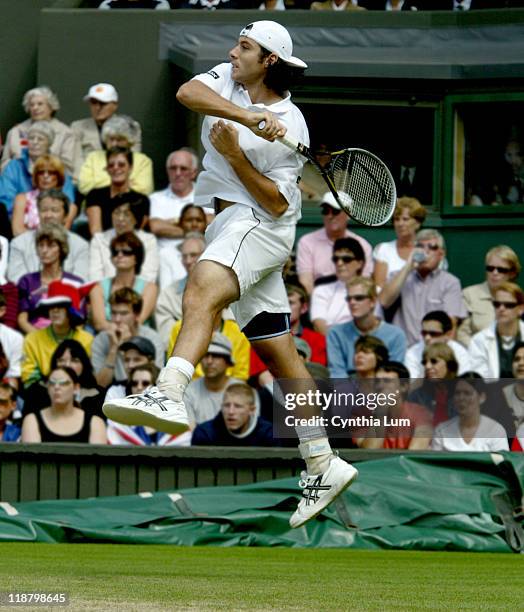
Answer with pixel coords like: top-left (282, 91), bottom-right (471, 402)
top-left (331, 150), bottom-right (396, 226)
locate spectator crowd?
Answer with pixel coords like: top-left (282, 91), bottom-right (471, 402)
top-left (94, 1), bottom-right (524, 11)
top-left (0, 77), bottom-right (523, 454)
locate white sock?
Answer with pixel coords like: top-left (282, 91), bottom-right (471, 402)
top-left (157, 357), bottom-right (194, 402)
top-left (166, 356), bottom-right (194, 380)
top-left (298, 438), bottom-right (333, 475)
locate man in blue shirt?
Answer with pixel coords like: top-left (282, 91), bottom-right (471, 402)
top-left (191, 383), bottom-right (273, 447)
top-left (328, 277), bottom-right (407, 378)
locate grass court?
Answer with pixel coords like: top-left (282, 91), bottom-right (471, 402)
top-left (0, 544), bottom-right (523, 611)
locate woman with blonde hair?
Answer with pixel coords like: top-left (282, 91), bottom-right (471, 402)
top-left (469, 281), bottom-right (524, 379)
top-left (11, 154), bottom-right (77, 236)
top-left (373, 197), bottom-right (427, 290)
top-left (422, 342), bottom-right (459, 381)
top-left (78, 115), bottom-right (153, 196)
top-left (0, 86), bottom-right (75, 174)
top-left (457, 245), bottom-right (521, 346)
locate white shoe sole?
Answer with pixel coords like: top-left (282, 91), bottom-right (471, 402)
top-left (103, 403), bottom-right (189, 436)
top-left (290, 465), bottom-right (359, 529)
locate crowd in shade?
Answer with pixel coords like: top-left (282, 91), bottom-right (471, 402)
top-left (94, 1), bottom-right (524, 11)
top-left (0, 75), bottom-right (523, 453)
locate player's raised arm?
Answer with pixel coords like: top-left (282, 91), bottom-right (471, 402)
top-left (177, 80), bottom-right (285, 142)
top-left (177, 80), bottom-right (245, 124)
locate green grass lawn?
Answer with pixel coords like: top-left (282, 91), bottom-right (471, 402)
top-left (0, 544), bottom-right (522, 611)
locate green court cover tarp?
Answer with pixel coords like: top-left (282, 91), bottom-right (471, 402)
top-left (0, 453), bottom-right (522, 552)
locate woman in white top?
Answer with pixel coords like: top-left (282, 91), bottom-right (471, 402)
top-left (310, 237), bottom-right (365, 336)
top-left (373, 197), bottom-right (427, 289)
top-left (431, 373), bottom-right (509, 452)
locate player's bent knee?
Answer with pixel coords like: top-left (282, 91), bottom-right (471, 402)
top-left (242, 311), bottom-right (291, 341)
top-left (187, 260), bottom-right (239, 304)
top-left (182, 279), bottom-right (231, 317)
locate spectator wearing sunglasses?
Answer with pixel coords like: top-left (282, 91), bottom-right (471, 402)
top-left (84, 147), bottom-right (149, 237)
top-left (469, 282), bottom-right (524, 379)
top-left (327, 277), bottom-right (406, 378)
top-left (404, 311), bottom-right (471, 379)
top-left (295, 191), bottom-right (373, 295)
top-left (457, 245), bottom-right (521, 347)
top-left (21, 366), bottom-right (106, 444)
top-left (89, 231), bottom-right (158, 331)
top-left (77, 115), bottom-right (152, 197)
top-left (88, 196), bottom-right (158, 283)
top-left (310, 237), bottom-right (365, 336)
top-left (379, 229), bottom-right (467, 347)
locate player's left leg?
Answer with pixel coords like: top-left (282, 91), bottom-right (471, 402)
top-left (249, 327), bottom-right (358, 528)
top-left (102, 259), bottom-right (240, 434)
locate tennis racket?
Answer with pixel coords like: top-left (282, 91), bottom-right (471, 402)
top-left (258, 121), bottom-right (396, 226)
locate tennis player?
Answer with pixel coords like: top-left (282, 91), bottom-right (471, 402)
top-left (103, 20), bottom-right (358, 528)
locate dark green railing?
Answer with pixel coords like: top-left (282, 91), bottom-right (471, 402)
top-left (0, 444), bottom-right (399, 503)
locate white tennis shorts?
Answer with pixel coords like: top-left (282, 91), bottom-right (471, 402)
top-left (201, 204), bottom-right (295, 330)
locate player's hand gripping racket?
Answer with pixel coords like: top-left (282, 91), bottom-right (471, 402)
top-left (258, 121), bottom-right (396, 226)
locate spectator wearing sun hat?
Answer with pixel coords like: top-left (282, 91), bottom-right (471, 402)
top-left (296, 191), bottom-right (373, 295)
top-left (184, 332), bottom-right (250, 427)
top-left (71, 83), bottom-right (142, 177)
top-left (21, 280), bottom-right (94, 387)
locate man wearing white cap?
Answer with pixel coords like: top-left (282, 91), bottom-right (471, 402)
top-left (104, 20), bottom-right (358, 528)
top-left (296, 191), bottom-right (373, 294)
top-left (71, 83), bottom-right (142, 175)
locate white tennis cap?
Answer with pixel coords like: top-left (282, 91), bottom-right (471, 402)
top-left (320, 191), bottom-right (341, 210)
top-left (83, 83), bottom-right (118, 103)
top-left (239, 21), bottom-right (307, 69)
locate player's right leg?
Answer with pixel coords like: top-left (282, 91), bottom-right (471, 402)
top-left (102, 260), bottom-right (239, 434)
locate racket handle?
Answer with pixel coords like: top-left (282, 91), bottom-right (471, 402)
top-left (258, 120), bottom-right (300, 153)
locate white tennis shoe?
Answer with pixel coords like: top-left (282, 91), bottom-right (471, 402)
top-left (289, 456), bottom-right (358, 529)
top-left (102, 385), bottom-right (189, 435)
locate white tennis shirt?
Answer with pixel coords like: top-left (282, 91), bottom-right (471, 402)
top-left (192, 62), bottom-right (309, 223)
